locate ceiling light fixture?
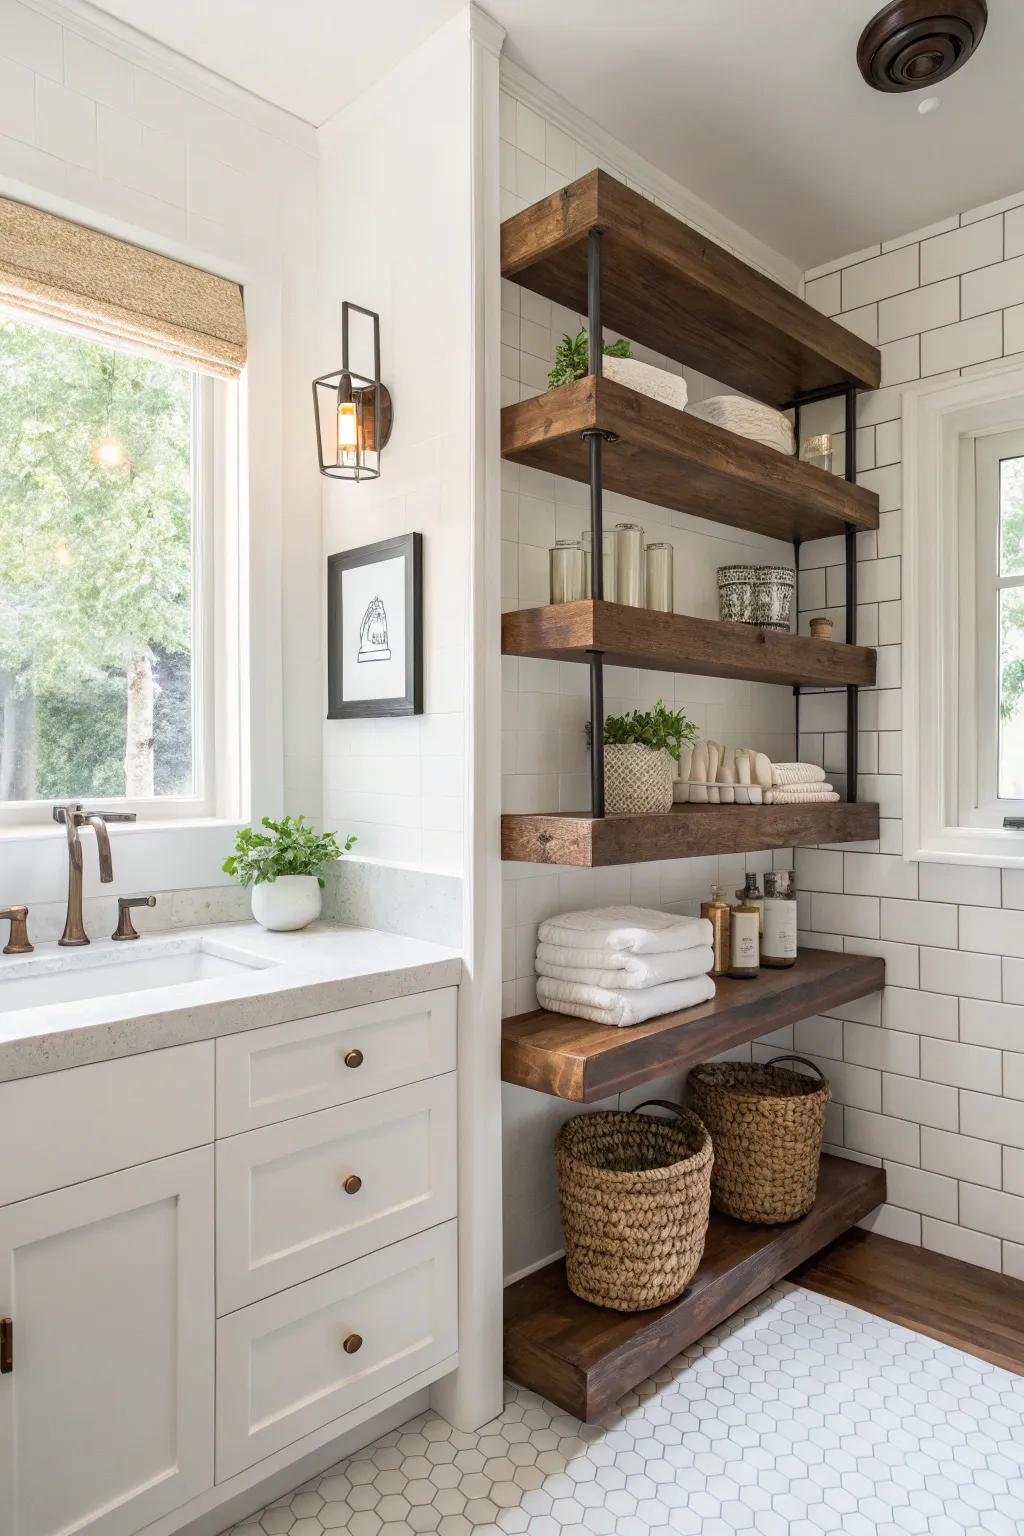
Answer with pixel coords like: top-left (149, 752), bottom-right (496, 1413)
top-left (917, 95), bottom-right (941, 114)
top-left (857, 0), bottom-right (987, 93)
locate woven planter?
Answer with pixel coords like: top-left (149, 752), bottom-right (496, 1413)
top-left (557, 1100), bottom-right (713, 1312)
top-left (689, 1055), bottom-right (830, 1225)
top-left (605, 744), bottom-right (674, 813)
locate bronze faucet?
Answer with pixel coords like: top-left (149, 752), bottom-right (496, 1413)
top-left (0, 907), bottom-right (32, 954)
top-left (112, 895), bottom-right (156, 941)
top-left (53, 804), bottom-right (136, 946)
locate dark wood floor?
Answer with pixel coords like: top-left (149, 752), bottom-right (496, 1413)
top-left (793, 1228), bottom-right (1024, 1377)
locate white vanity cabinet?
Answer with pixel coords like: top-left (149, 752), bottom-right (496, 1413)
top-left (0, 1146), bottom-right (215, 1536)
top-left (0, 978), bottom-right (459, 1536)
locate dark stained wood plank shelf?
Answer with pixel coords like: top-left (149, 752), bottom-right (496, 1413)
top-left (504, 1155), bottom-right (886, 1421)
top-left (503, 376), bottom-right (879, 544)
top-left (794, 1229), bottom-right (1024, 1378)
top-left (501, 800), bottom-right (880, 866)
top-left (503, 601), bottom-right (876, 689)
top-left (502, 947), bottom-right (885, 1103)
top-left (501, 171), bottom-right (881, 407)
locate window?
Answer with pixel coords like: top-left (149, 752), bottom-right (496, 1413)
top-left (904, 363), bottom-right (1024, 865)
top-left (968, 430), bottom-right (1024, 820)
top-left (0, 308), bottom-right (238, 822)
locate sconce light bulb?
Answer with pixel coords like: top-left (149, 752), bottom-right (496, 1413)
top-left (337, 399), bottom-right (358, 466)
top-left (93, 436), bottom-right (128, 468)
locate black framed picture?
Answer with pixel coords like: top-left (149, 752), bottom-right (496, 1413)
top-left (327, 533), bottom-right (423, 718)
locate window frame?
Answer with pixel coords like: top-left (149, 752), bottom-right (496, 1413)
top-left (903, 361), bottom-right (1024, 867)
top-left (0, 310), bottom-right (244, 828)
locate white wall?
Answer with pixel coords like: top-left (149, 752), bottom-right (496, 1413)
top-left (790, 191), bottom-right (1024, 1280)
top-left (0, 0), bottom-right (321, 906)
top-left (317, 23), bottom-right (476, 880)
top-left (497, 67), bottom-right (806, 1282)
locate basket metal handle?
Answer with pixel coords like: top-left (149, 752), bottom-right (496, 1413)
top-left (765, 1054), bottom-right (827, 1082)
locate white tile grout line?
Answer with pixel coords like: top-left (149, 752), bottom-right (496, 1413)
top-left (221, 1281), bottom-right (1024, 1536)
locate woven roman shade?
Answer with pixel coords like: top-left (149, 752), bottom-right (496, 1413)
top-left (0, 197), bottom-right (246, 378)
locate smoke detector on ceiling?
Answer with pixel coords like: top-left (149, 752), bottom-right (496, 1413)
top-left (857, 0), bottom-right (987, 92)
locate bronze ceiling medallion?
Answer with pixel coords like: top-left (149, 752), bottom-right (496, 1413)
top-left (857, 0), bottom-right (988, 92)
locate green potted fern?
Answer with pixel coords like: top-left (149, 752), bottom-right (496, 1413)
top-left (223, 816), bottom-right (356, 931)
top-left (548, 327), bottom-right (689, 412)
top-left (586, 701), bottom-right (698, 814)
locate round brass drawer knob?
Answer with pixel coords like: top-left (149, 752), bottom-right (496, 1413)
top-left (343, 1049), bottom-right (364, 1069)
top-left (342, 1174), bottom-right (362, 1195)
top-left (342, 1333), bottom-right (363, 1355)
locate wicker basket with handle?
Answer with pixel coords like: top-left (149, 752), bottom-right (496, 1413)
top-left (556, 1100), bottom-right (713, 1312)
top-left (688, 1055), bottom-right (830, 1224)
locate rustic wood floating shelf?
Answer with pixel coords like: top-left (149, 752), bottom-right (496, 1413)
top-left (501, 800), bottom-right (880, 866)
top-left (503, 376), bottom-right (879, 544)
top-left (502, 948), bottom-right (885, 1102)
top-left (501, 170), bottom-right (881, 406)
top-left (503, 600), bottom-right (877, 689)
top-left (504, 1155), bottom-right (887, 1421)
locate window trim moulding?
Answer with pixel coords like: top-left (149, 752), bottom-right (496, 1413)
top-left (903, 358), bottom-right (1024, 867)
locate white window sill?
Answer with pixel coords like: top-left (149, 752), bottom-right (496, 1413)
top-left (0, 817), bottom-right (242, 843)
top-left (911, 829), bottom-right (1024, 868)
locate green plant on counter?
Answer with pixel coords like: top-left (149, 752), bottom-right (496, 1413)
top-left (585, 700), bottom-right (698, 763)
top-left (547, 328), bottom-right (631, 389)
top-left (222, 815), bottom-right (355, 888)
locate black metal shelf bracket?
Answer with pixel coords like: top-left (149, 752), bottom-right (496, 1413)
top-left (784, 381), bottom-right (862, 804)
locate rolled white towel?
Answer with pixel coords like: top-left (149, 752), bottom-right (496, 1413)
top-left (536, 943), bottom-right (715, 991)
top-left (537, 907), bottom-right (712, 955)
top-left (771, 762), bottom-right (827, 787)
top-left (765, 787), bottom-right (840, 804)
top-left (536, 972), bottom-right (717, 1028)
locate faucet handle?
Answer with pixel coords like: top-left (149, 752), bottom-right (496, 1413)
top-left (112, 895), bottom-right (156, 942)
top-left (0, 907), bottom-right (33, 954)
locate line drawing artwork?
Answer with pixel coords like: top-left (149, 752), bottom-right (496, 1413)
top-left (357, 595), bottom-right (391, 662)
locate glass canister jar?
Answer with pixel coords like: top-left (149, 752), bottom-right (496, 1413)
top-left (614, 522), bottom-right (645, 606)
top-left (800, 433), bottom-right (833, 473)
top-left (645, 542), bottom-right (673, 612)
top-left (549, 539), bottom-right (586, 604)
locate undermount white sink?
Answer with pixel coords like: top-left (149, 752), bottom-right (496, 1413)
top-left (0, 936), bottom-right (272, 1012)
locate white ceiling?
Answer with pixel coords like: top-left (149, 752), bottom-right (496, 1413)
top-left (88, 0), bottom-right (1024, 268)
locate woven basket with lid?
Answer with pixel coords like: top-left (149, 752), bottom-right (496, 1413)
top-left (688, 1055), bottom-right (829, 1224)
top-left (556, 1100), bottom-right (712, 1312)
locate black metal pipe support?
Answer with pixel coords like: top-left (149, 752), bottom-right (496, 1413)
top-left (844, 386), bottom-right (859, 803)
top-left (586, 229), bottom-right (606, 819)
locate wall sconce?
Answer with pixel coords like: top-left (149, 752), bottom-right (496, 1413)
top-left (313, 301), bottom-right (394, 481)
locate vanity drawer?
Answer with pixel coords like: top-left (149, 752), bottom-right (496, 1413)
top-left (0, 1043), bottom-right (215, 1206)
top-left (215, 1220), bottom-right (458, 1480)
top-left (216, 987), bottom-right (457, 1135)
top-left (216, 1073), bottom-right (457, 1311)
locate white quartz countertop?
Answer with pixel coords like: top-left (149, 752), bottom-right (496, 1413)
top-left (0, 921), bottom-right (461, 1082)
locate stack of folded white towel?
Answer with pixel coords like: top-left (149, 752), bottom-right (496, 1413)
top-left (535, 905), bottom-right (716, 1028)
top-left (764, 762), bottom-right (839, 804)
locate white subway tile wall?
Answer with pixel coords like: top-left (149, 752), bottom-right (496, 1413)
top-left (796, 185), bottom-right (1024, 1278)
top-left (499, 83), bottom-right (808, 1279)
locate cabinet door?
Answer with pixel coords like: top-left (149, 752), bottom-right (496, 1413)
top-left (0, 1147), bottom-right (214, 1536)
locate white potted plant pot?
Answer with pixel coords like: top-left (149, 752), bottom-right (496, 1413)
top-left (251, 874), bottom-right (322, 932)
top-left (605, 744), bottom-right (674, 814)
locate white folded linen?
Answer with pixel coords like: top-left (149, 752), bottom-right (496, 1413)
top-left (536, 971), bottom-right (716, 1028)
top-left (537, 906), bottom-right (712, 955)
top-left (536, 943), bottom-right (715, 991)
top-left (764, 787), bottom-right (840, 804)
top-left (770, 762), bottom-right (827, 787)
top-left (686, 395), bottom-right (795, 456)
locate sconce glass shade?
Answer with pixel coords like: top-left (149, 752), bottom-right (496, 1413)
top-left (313, 302), bottom-right (393, 481)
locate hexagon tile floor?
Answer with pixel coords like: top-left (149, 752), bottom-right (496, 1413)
top-left (221, 1282), bottom-right (1024, 1536)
